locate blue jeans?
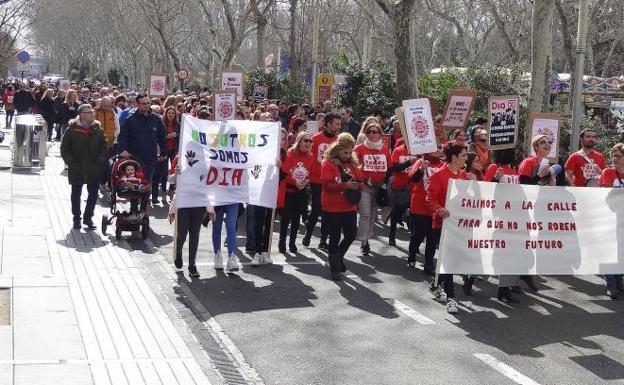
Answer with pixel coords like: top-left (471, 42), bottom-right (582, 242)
top-left (213, 204), bottom-right (239, 255)
top-left (604, 275), bottom-right (622, 285)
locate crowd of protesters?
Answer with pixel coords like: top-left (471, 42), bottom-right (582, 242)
top-left (1, 77), bottom-right (623, 314)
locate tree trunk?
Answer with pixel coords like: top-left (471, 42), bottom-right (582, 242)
top-left (528, 0), bottom-right (555, 116)
top-left (393, 5), bottom-right (417, 100)
top-left (601, 38), bottom-right (620, 78)
top-left (288, 0), bottom-right (299, 80)
top-left (256, 18), bottom-right (267, 69)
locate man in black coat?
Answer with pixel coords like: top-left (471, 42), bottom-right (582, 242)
top-left (13, 83), bottom-right (36, 115)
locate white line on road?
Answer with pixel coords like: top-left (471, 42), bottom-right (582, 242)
top-left (474, 353), bottom-right (541, 385)
top-left (386, 299), bottom-right (435, 325)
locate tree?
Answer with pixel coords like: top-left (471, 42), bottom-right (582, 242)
top-left (220, 0), bottom-right (254, 69)
top-left (374, 0), bottom-right (418, 101)
top-left (528, 0), bottom-right (555, 119)
top-left (250, 0), bottom-right (275, 69)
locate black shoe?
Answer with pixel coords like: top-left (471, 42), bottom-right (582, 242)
top-left (407, 257), bottom-right (416, 268)
top-left (278, 239), bottom-right (286, 253)
top-left (174, 255), bottom-right (183, 269)
top-left (151, 198), bottom-right (160, 205)
top-left (289, 242), bottom-right (298, 253)
top-left (318, 240), bottom-right (329, 251)
top-left (73, 218), bottom-right (81, 230)
top-left (330, 271), bottom-right (342, 281)
top-left (302, 235), bottom-right (311, 247)
top-left (510, 286), bottom-right (524, 294)
top-left (83, 218), bottom-right (96, 230)
top-left (189, 265), bottom-right (200, 278)
top-left (498, 287), bottom-right (519, 303)
top-left (521, 276), bottom-right (539, 291)
top-left (463, 277), bottom-right (474, 296)
top-left (340, 261), bottom-right (347, 273)
top-left (361, 243), bottom-right (370, 256)
top-left (389, 237), bottom-right (396, 246)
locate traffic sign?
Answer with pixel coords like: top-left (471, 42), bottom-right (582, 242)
top-left (17, 51), bottom-right (30, 64)
top-left (16, 62), bottom-right (28, 72)
top-left (177, 69), bottom-right (188, 80)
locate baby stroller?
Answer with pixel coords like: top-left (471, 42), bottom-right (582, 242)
top-left (101, 155), bottom-right (151, 240)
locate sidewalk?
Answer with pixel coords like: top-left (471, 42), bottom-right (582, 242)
top-left (0, 143), bottom-right (213, 384)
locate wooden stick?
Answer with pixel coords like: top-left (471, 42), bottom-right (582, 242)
top-left (266, 208), bottom-right (277, 256)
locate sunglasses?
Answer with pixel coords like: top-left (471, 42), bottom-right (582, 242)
top-left (366, 130), bottom-right (381, 135)
top-left (302, 139), bottom-right (312, 143)
top-left (538, 139), bottom-right (553, 145)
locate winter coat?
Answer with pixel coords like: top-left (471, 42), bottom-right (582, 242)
top-left (58, 101), bottom-right (81, 126)
top-left (60, 119), bottom-right (108, 185)
top-left (117, 110), bottom-right (166, 167)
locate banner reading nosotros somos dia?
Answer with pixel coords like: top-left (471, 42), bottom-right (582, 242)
top-left (175, 114), bottom-right (280, 209)
top-left (438, 179), bottom-right (624, 275)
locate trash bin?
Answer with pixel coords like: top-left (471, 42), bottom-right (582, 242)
top-left (13, 114), bottom-right (47, 170)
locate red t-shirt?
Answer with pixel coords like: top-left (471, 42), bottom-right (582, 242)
top-left (409, 159), bottom-right (444, 216)
top-left (425, 164), bottom-right (467, 229)
top-left (165, 121), bottom-right (176, 151)
top-left (310, 131), bottom-right (337, 184)
top-left (391, 145), bottom-right (417, 189)
top-left (2, 92), bottom-right (14, 111)
top-left (282, 149), bottom-right (314, 192)
top-left (277, 151), bottom-right (287, 208)
top-left (320, 160), bottom-right (361, 213)
top-left (599, 168), bottom-right (624, 188)
top-left (354, 143), bottom-right (392, 184)
top-left (484, 163), bottom-right (519, 184)
top-left (565, 150), bottom-right (607, 186)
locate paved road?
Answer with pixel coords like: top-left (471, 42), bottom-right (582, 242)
top-left (99, 179), bottom-right (624, 385)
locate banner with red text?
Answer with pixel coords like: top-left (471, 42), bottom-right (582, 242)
top-left (438, 179), bottom-right (624, 275)
top-left (175, 114), bottom-right (280, 209)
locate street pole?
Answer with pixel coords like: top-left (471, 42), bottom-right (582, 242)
top-left (310, 1), bottom-right (320, 104)
top-left (570, 0), bottom-right (589, 153)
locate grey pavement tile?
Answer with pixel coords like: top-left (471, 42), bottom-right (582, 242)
top-left (14, 364), bottom-right (93, 385)
top-left (0, 325), bottom-right (12, 361)
top-left (12, 275), bottom-right (66, 288)
top-left (0, 364), bottom-right (12, 385)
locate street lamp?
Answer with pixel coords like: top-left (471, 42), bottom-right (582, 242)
top-left (570, 0), bottom-right (589, 153)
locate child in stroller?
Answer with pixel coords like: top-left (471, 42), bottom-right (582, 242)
top-left (116, 162), bottom-right (150, 194)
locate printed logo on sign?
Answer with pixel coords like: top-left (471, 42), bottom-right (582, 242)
top-left (219, 101), bottom-right (233, 118)
top-left (362, 154), bottom-right (388, 172)
top-left (411, 116), bottom-right (429, 139)
top-left (317, 143), bottom-right (329, 162)
top-left (582, 162), bottom-right (601, 181)
top-left (152, 79), bottom-right (165, 92)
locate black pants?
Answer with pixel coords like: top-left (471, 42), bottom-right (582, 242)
top-left (409, 214), bottom-right (436, 271)
top-left (151, 158), bottom-right (168, 201)
top-left (5, 110), bottom-right (14, 128)
top-left (71, 184), bottom-right (98, 220)
top-left (280, 190), bottom-right (307, 245)
top-left (325, 211), bottom-right (357, 273)
top-left (175, 207), bottom-right (205, 268)
top-left (430, 227), bottom-right (455, 298)
top-left (305, 183), bottom-right (327, 240)
top-left (248, 205), bottom-right (272, 254)
top-left (389, 203), bottom-right (409, 240)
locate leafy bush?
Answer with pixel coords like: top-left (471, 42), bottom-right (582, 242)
top-left (245, 68), bottom-right (309, 104)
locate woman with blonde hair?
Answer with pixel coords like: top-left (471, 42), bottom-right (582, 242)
top-left (278, 131), bottom-right (314, 253)
top-left (321, 132), bottom-right (363, 280)
top-left (354, 118), bottom-right (392, 255)
top-left (39, 88), bottom-right (56, 141)
top-left (58, 89), bottom-right (81, 138)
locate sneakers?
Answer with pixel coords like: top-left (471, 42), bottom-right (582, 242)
top-left (360, 242), bottom-right (370, 256)
top-left (226, 254), bottom-right (240, 272)
top-left (83, 218), bottom-right (96, 230)
top-left (318, 240), bottom-right (329, 251)
top-left (214, 251), bottom-right (224, 270)
top-left (261, 252), bottom-right (273, 265)
top-left (446, 299), bottom-right (458, 314)
top-left (431, 284), bottom-right (446, 301)
top-left (189, 265), bottom-right (200, 278)
top-left (251, 253), bottom-right (262, 267)
top-left (174, 254), bottom-right (183, 269)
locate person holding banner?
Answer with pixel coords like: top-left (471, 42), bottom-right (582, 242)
top-left (354, 118), bottom-right (392, 256)
top-left (279, 131), bottom-right (314, 253)
top-left (425, 144), bottom-right (469, 314)
top-left (321, 133), bottom-right (362, 281)
top-left (303, 112), bottom-right (341, 249)
top-left (387, 139), bottom-right (417, 246)
top-left (599, 143), bottom-right (624, 299)
top-left (565, 128), bottom-right (607, 187)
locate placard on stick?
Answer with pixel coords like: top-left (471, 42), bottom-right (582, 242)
top-left (488, 95), bottom-right (519, 150)
top-left (213, 91), bottom-right (237, 121)
top-left (528, 113), bottom-right (561, 163)
top-left (400, 98), bottom-right (438, 155)
top-left (149, 74), bottom-right (167, 97)
top-left (221, 70), bottom-right (244, 102)
top-left (441, 88), bottom-right (477, 131)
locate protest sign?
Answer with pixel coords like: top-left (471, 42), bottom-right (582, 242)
top-left (59, 79), bottom-right (70, 92)
top-left (253, 85), bottom-right (268, 102)
top-left (316, 73), bottom-right (333, 103)
top-left (441, 88), bottom-right (477, 131)
top-left (213, 91), bottom-right (237, 121)
top-left (438, 179), bottom-right (624, 275)
top-left (528, 113), bottom-right (561, 163)
top-left (401, 98), bottom-right (438, 155)
top-left (306, 120), bottom-right (319, 135)
top-left (221, 71), bottom-right (244, 102)
top-left (611, 100), bottom-right (624, 130)
top-left (488, 95), bottom-right (519, 150)
top-left (149, 74), bottom-right (167, 97)
top-left (175, 114), bottom-right (280, 209)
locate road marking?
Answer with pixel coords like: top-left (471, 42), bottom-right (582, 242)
top-left (386, 299), bottom-right (435, 325)
top-left (474, 353), bottom-right (541, 385)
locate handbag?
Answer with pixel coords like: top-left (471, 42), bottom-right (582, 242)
top-left (390, 186), bottom-right (410, 208)
top-left (339, 165), bottom-right (361, 204)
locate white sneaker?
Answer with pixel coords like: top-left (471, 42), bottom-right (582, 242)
top-left (251, 253), bottom-right (262, 267)
top-left (226, 254), bottom-right (240, 272)
top-left (446, 299), bottom-right (458, 314)
top-left (433, 285), bottom-right (446, 301)
top-left (214, 251), bottom-right (224, 270)
top-left (261, 252), bottom-right (273, 265)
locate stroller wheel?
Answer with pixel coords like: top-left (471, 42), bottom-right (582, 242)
top-left (115, 227), bottom-right (122, 241)
top-left (101, 215), bottom-right (108, 234)
top-left (141, 224), bottom-right (149, 240)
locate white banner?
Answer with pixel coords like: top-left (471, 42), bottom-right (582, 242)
top-left (439, 179), bottom-right (624, 275)
top-left (401, 98), bottom-right (437, 155)
top-left (175, 115), bottom-right (280, 209)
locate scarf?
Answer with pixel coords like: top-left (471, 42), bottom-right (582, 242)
top-left (364, 138), bottom-right (382, 150)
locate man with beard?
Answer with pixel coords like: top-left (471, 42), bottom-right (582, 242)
top-left (565, 128), bottom-right (607, 187)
